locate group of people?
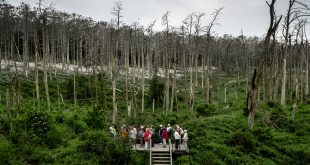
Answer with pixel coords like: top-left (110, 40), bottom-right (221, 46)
top-left (109, 124), bottom-right (137, 141)
top-left (174, 124), bottom-right (188, 149)
top-left (109, 123), bottom-right (189, 150)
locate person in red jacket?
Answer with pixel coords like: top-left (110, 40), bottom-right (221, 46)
top-left (162, 128), bottom-right (168, 148)
top-left (144, 128), bottom-right (151, 149)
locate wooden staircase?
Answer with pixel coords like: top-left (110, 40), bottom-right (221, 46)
top-left (152, 150), bottom-right (171, 165)
top-left (149, 139), bottom-right (173, 165)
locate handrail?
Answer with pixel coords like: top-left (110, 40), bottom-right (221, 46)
top-left (149, 138), bottom-right (152, 165)
top-left (134, 137), bottom-right (137, 151)
top-left (169, 138), bottom-right (172, 165)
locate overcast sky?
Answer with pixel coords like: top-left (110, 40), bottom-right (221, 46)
top-left (8, 0), bottom-right (300, 36)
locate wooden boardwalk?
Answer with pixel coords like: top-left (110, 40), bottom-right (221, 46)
top-left (132, 143), bottom-right (189, 153)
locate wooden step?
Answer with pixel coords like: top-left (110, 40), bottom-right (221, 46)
top-left (152, 156), bottom-right (170, 159)
top-left (152, 152), bottom-right (170, 154)
top-left (152, 157), bottom-right (170, 160)
top-left (153, 160), bottom-right (170, 163)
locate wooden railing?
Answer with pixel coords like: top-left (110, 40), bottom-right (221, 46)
top-left (169, 138), bottom-right (172, 165)
top-left (149, 138), bottom-right (152, 165)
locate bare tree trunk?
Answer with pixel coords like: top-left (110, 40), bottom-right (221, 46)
top-left (34, 30), bottom-right (40, 108)
top-left (43, 30), bottom-right (51, 112)
top-left (111, 1), bottom-right (122, 123)
top-left (56, 69), bottom-right (61, 111)
top-left (281, 0), bottom-right (297, 106)
top-left (305, 41), bottom-right (309, 99)
top-left (6, 89), bottom-right (13, 131)
top-left (162, 12), bottom-right (170, 115)
top-left (291, 102), bottom-right (297, 122)
top-left (165, 70), bottom-right (170, 115)
top-left (204, 39), bottom-right (210, 103)
top-left (131, 43), bottom-right (137, 119)
top-left (190, 53), bottom-right (194, 111)
top-left (125, 46), bottom-right (129, 116)
top-left (247, 0), bottom-right (282, 129)
top-left (170, 40), bottom-right (177, 112)
top-left (141, 41), bottom-right (145, 113)
top-left (23, 33), bottom-right (29, 77)
top-left (281, 57), bottom-right (287, 105)
top-left (74, 70), bottom-right (77, 106)
top-left (112, 75), bottom-right (117, 123)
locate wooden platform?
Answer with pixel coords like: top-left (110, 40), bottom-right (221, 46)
top-left (132, 143), bottom-right (188, 154)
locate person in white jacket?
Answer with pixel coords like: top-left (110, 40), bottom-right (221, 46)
top-left (174, 129), bottom-right (181, 149)
top-left (182, 130), bottom-right (188, 147)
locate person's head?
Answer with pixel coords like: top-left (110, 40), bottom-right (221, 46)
top-left (184, 130), bottom-right (187, 133)
top-left (160, 124), bottom-right (163, 128)
top-left (168, 124), bottom-right (170, 127)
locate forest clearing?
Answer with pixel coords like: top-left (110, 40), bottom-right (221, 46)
top-left (0, 0), bottom-right (310, 164)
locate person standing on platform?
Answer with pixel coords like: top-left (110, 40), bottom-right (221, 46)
top-left (158, 124), bottom-right (163, 144)
top-left (182, 130), bottom-right (188, 147)
top-left (162, 128), bottom-right (168, 148)
top-left (144, 128), bottom-right (151, 149)
top-left (174, 129), bottom-right (181, 149)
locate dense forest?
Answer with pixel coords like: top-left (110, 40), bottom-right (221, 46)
top-left (0, 0), bottom-right (309, 164)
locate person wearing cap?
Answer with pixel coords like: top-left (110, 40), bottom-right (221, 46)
top-left (166, 124), bottom-right (172, 144)
top-left (109, 126), bottom-right (116, 138)
top-left (138, 125), bottom-right (145, 148)
top-left (120, 126), bottom-right (128, 140)
top-left (167, 124), bottom-right (172, 133)
top-left (129, 126), bottom-right (137, 142)
top-left (158, 124), bottom-right (163, 144)
top-left (182, 130), bottom-right (188, 147)
top-left (174, 128), bottom-right (181, 149)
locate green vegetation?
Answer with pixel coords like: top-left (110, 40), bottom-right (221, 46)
top-left (0, 71), bottom-right (309, 165)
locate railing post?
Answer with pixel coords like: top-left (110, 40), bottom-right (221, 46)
top-left (149, 138), bottom-right (152, 165)
top-left (169, 139), bottom-right (172, 165)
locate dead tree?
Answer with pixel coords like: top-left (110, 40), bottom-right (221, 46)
top-left (111, 1), bottom-right (123, 124)
top-left (203, 8), bottom-right (223, 103)
top-left (162, 11), bottom-right (171, 115)
top-left (247, 0), bottom-right (282, 129)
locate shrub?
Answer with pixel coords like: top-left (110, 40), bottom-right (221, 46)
top-left (0, 113), bottom-right (10, 135)
top-left (269, 110), bottom-right (288, 129)
top-left (0, 139), bottom-right (16, 164)
top-left (195, 103), bottom-right (217, 117)
top-left (85, 106), bottom-right (109, 129)
top-left (25, 109), bottom-right (52, 141)
top-left (10, 109), bottom-right (53, 146)
top-left (226, 130), bottom-right (258, 153)
top-left (66, 114), bottom-right (88, 134)
top-left (252, 127), bottom-right (273, 144)
top-left (78, 130), bottom-right (135, 164)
